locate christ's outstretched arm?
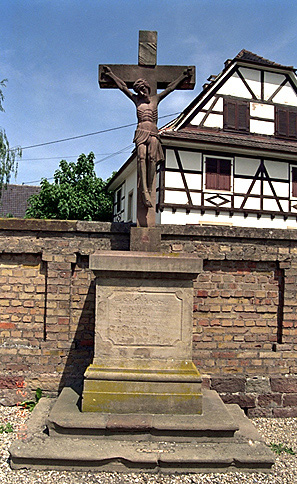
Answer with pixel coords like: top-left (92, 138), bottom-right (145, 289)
top-left (102, 66), bottom-right (135, 102)
top-left (157, 67), bottom-right (193, 103)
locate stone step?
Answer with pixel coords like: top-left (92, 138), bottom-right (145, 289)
top-left (10, 431), bottom-right (274, 474)
top-left (47, 388), bottom-right (238, 440)
top-left (9, 389), bottom-right (275, 473)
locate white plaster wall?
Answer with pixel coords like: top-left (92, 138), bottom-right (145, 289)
top-left (164, 190), bottom-right (188, 204)
top-left (264, 180), bottom-right (289, 197)
top-left (250, 102), bottom-right (274, 119)
top-left (262, 181), bottom-right (274, 197)
top-left (204, 198), bottom-right (232, 208)
top-left (234, 195), bottom-right (260, 210)
top-left (203, 113), bottom-right (223, 128)
top-left (234, 178), bottom-right (257, 194)
top-left (235, 157), bottom-right (260, 176)
top-left (190, 192), bottom-right (202, 205)
top-left (123, 169), bottom-right (137, 222)
top-left (184, 173), bottom-right (202, 190)
top-left (203, 98), bottom-right (216, 110)
top-left (250, 119), bottom-right (274, 135)
top-left (280, 200), bottom-right (289, 212)
top-left (161, 208), bottom-right (193, 224)
top-left (165, 171), bottom-right (184, 189)
top-left (190, 112), bottom-right (205, 126)
top-left (217, 72), bottom-right (253, 99)
top-left (262, 198), bottom-right (281, 212)
top-left (160, 207), bottom-right (297, 229)
top-left (238, 67), bottom-right (261, 99)
top-left (264, 72), bottom-right (286, 101)
top-left (273, 82), bottom-right (297, 106)
top-left (215, 97), bottom-right (223, 111)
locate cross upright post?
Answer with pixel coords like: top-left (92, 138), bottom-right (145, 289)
top-left (99, 31), bottom-right (195, 228)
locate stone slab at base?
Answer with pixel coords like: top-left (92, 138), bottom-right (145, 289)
top-left (82, 359), bottom-right (202, 414)
top-left (9, 388), bottom-right (275, 473)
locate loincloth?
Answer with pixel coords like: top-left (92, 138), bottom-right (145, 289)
top-left (133, 129), bottom-right (164, 163)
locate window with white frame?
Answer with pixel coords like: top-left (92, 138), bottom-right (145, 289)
top-left (204, 156), bottom-right (232, 191)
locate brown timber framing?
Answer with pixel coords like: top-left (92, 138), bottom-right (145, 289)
top-left (174, 149), bottom-right (193, 205)
top-left (179, 62), bottom-right (297, 130)
top-left (179, 64), bottom-right (238, 128)
top-left (261, 70), bottom-right (265, 100)
top-left (162, 147), bottom-right (297, 219)
top-left (236, 67), bottom-right (257, 99)
top-left (198, 96), bottom-right (221, 127)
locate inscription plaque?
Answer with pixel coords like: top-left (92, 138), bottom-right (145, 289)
top-left (107, 291), bottom-right (183, 346)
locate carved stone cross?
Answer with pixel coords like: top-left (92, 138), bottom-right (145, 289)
top-left (99, 31), bottom-right (195, 95)
top-left (99, 31), bottom-right (195, 229)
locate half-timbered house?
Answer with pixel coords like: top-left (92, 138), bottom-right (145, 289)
top-left (108, 50), bottom-right (297, 229)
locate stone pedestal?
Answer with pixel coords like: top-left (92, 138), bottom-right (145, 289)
top-left (82, 251), bottom-right (203, 414)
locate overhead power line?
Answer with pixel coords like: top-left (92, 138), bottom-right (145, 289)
top-left (22, 143), bottom-right (134, 185)
top-left (10, 112), bottom-right (180, 152)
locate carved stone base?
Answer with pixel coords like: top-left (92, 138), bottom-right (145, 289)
top-left (82, 359), bottom-right (202, 414)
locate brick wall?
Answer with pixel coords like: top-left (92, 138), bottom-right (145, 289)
top-left (1, 219), bottom-right (297, 416)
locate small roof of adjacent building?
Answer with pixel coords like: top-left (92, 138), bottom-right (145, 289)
top-left (0, 184), bottom-right (41, 218)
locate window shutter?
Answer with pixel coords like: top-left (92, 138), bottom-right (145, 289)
top-left (223, 100), bottom-right (236, 130)
top-left (237, 102), bottom-right (249, 132)
top-left (223, 98), bottom-right (249, 132)
top-left (276, 108), bottom-right (288, 137)
top-left (205, 157), bottom-right (231, 191)
top-left (276, 107), bottom-right (297, 139)
top-left (289, 111), bottom-right (297, 138)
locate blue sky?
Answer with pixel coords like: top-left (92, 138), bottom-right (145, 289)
top-left (1, 0), bottom-right (297, 185)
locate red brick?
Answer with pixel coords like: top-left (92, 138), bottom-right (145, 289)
top-left (0, 322), bottom-right (15, 329)
top-left (271, 377), bottom-right (297, 393)
top-left (210, 377), bottom-right (245, 393)
top-left (283, 393), bottom-right (297, 406)
top-left (221, 393), bottom-right (256, 408)
top-left (258, 393), bottom-right (282, 407)
top-left (196, 290), bottom-right (208, 297)
top-left (273, 407), bottom-right (297, 417)
top-left (58, 317), bottom-right (70, 325)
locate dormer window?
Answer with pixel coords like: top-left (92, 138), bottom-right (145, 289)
top-left (275, 106), bottom-right (297, 140)
top-left (223, 98), bottom-right (249, 133)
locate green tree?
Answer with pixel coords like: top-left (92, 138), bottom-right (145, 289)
top-left (0, 79), bottom-right (21, 190)
top-left (26, 152), bottom-right (113, 221)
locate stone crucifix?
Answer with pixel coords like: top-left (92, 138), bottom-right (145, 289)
top-left (99, 31), bottom-right (195, 227)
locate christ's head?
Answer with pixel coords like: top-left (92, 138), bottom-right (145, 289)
top-left (133, 79), bottom-right (151, 98)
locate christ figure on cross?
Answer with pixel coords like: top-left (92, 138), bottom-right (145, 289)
top-left (102, 65), bottom-right (193, 208)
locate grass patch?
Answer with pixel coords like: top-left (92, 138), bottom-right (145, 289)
top-left (20, 387), bottom-right (42, 412)
top-left (0, 422), bottom-right (13, 433)
top-left (270, 442), bottom-right (296, 455)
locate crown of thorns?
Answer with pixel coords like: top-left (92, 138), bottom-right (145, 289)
top-left (133, 79), bottom-right (151, 94)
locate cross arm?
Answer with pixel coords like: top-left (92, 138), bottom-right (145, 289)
top-left (99, 65), bottom-right (195, 95)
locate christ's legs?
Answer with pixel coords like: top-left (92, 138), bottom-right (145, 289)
top-left (147, 137), bottom-right (158, 193)
top-left (137, 144), bottom-right (152, 208)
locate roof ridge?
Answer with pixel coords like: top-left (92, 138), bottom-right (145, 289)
top-left (235, 49), bottom-right (294, 69)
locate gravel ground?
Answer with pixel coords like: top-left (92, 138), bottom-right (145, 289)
top-left (1, 405), bottom-right (297, 484)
